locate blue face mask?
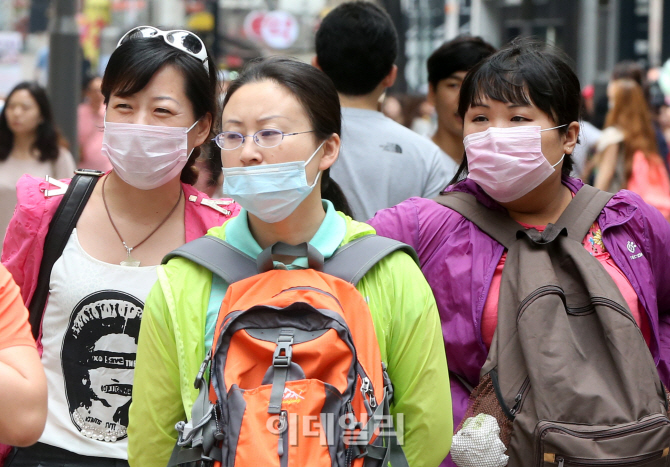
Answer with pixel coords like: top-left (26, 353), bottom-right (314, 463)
top-left (222, 141), bottom-right (326, 223)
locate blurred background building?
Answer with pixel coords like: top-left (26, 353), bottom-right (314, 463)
top-left (0, 0), bottom-right (668, 150)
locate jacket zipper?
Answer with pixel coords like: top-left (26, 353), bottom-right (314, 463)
top-left (537, 416), bottom-right (670, 464)
top-left (517, 285), bottom-right (564, 322)
top-left (554, 449), bottom-right (664, 466)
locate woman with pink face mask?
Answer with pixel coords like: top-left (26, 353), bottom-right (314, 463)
top-left (369, 38), bottom-right (670, 467)
top-left (1, 26), bottom-right (239, 467)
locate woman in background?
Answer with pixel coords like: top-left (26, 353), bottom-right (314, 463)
top-left (0, 82), bottom-right (75, 246)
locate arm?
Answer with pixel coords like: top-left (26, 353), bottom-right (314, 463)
top-left (128, 273), bottom-right (186, 467)
top-left (592, 143), bottom-right (620, 191)
top-left (422, 149), bottom-right (451, 199)
top-left (368, 199), bottom-right (421, 252)
top-left (0, 346), bottom-right (47, 446)
top-left (0, 266), bottom-right (46, 446)
top-left (361, 252), bottom-right (452, 467)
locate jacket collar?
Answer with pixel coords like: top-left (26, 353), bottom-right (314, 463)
top-left (444, 176), bottom-right (638, 229)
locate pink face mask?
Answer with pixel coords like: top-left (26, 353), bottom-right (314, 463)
top-left (463, 125), bottom-right (566, 203)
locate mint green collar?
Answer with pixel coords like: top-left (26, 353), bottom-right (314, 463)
top-left (224, 200), bottom-right (346, 268)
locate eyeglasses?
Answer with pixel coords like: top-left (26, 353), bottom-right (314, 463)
top-left (213, 129), bottom-right (314, 150)
top-left (117, 26), bottom-right (209, 72)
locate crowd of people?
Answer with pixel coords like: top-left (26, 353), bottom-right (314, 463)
top-left (1, 2), bottom-right (670, 467)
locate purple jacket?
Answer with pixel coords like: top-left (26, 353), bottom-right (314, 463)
top-left (369, 177), bottom-right (670, 467)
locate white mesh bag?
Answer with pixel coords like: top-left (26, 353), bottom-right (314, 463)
top-left (451, 414), bottom-right (509, 467)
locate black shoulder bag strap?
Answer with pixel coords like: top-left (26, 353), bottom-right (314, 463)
top-left (29, 170), bottom-right (103, 339)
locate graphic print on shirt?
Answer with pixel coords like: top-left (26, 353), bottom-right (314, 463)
top-left (61, 290), bottom-right (143, 443)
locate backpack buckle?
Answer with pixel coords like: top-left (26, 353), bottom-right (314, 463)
top-left (273, 333), bottom-right (294, 368)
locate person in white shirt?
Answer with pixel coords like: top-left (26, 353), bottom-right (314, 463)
top-left (314, 1), bottom-right (455, 221)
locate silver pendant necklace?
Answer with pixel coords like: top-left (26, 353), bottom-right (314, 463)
top-left (102, 175), bottom-right (182, 267)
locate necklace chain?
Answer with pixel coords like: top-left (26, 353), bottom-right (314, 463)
top-left (102, 175), bottom-right (182, 262)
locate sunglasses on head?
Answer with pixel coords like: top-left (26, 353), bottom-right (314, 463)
top-left (117, 26), bottom-right (209, 72)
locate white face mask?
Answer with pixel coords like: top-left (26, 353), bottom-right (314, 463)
top-left (222, 141), bottom-right (325, 223)
top-left (102, 119), bottom-right (199, 190)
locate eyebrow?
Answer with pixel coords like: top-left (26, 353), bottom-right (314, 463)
top-left (257, 115), bottom-right (290, 123)
top-left (153, 96), bottom-right (180, 104)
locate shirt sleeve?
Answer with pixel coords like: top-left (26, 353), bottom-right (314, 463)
top-left (596, 126), bottom-right (625, 153)
top-left (358, 251), bottom-right (452, 467)
top-left (0, 265), bottom-right (36, 350)
top-left (421, 148), bottom-right (451, 199)
top-left (128, 270), bottom-right (185, 467)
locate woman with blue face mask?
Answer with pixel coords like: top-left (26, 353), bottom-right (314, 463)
top-left (128, 56), bottom-right (453, 467)
top-left (1, 26), bottom-right (239, 467)
top-left (369, 38), bottom-right (670, 467)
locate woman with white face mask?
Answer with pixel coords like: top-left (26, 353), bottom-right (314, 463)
top-left (128, 56), bottom-right (453, 467)
top-left (370, 39), bottom-right (670, 467)
top-left (1, 26), bottom-right (239, 467)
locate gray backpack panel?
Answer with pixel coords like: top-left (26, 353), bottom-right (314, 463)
top-left (436, 186), bottom-right (670, 466)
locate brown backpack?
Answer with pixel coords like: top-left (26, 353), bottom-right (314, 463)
top-left (436, 185), bottom-right (670, 466)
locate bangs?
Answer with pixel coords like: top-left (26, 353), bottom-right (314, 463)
top-left (102, 37), bottom-right (182, 101)
top-left (460, 64), bottom-right (533, 116)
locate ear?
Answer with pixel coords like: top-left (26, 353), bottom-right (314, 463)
top-left (311, 56), bottom-right (321, 71)
top-left (193, 113), bottom-right (213, 147)
top-left (563, 121), bottom-right (580, 155)
top-left (318, 133), bottom-right (340, 172)
top-left (381, 65), bottom-right (398, 89)
top-left (427, 83), bottom-right (436, 106)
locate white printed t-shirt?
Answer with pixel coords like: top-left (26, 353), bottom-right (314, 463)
top-left (38, 229), bottom-right (158, 459)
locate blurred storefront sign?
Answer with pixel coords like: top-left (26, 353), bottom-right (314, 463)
top-left (80, 0), bottom-right (111, 71)
top-left (241, 9), bottom-right (298, 50)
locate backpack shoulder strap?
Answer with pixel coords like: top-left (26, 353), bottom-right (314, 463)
top-left (30, 170), bottom-right (103, 339)
top-left (162, 235), bottom-right (258, 285)
top-left (554, 184), bottom-right (614, 242)
top-left (434, 192), bottom-right (521, 249)
top-left (323, 235), bottom-right (418, 285)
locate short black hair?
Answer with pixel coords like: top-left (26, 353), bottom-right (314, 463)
top-left (315, 1), bottom-right (397, 96)
top-left (427, 36), bottom-right (496, 89)
top-left (101, 35), bottom-right (217, 185)
top-left (452, 38), bottom-right (581, 182)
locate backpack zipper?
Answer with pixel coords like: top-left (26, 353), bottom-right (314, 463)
top-left (277, 410), bottom-right (289, 467)
top-left (509, 376), bottom-right (530, 416)
top-left (537, 416), bottom-right (670, 464)
top-left (553, 449), bottom-right (665, 466)
top-left (516, 285), bottom-right (564, 323)
top-left (589, 297), bottom-right (637, 326)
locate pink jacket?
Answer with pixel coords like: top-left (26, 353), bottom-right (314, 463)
top-left (2, 174), bottom-right (240, 315)
top-left (0, 174), bottom-right (238, 464)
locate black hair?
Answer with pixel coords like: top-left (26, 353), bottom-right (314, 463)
top-left (82, 74), bottom-right (100, 92)
top-left (223, 56), bottom-right (353, 217)
top-left (315, 1), bottom-right (397, 96)
top-left (101, 34), bottom-right (217, 185)
top-left (450, 38), bottom-right (581, 184)
top-left (427, 36), bottom-right (496, 89)
top-left (0, 81), bottom-right (62, 162)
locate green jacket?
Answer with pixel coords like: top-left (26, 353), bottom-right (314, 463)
top-left (128, 213), bottom-right (452, 467)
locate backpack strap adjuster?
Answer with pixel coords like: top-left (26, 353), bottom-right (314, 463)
top-left (272, 331), bottom-right (294, 368)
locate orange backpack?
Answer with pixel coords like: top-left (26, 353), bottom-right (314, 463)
top-left (164, 235), bottom-right (414, 467)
